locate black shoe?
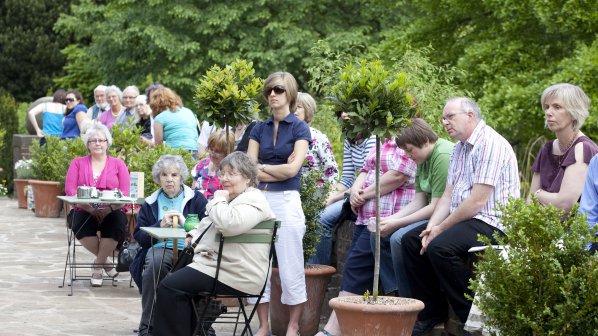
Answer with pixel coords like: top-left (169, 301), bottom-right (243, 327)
top-left (412, 317), bottom-right (445, 336)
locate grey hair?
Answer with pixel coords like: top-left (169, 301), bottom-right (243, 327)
top-left (219, 152), bottom-right (259, 188)
top-left (123, 85), bottom-right (140, 97)
top-left (541, 83), bottom-right (590, 131)
top-left (93, 85), bottom-right (107, 94)
top-left (447, 97), bottom-right (482, 120)
top-left (135, 94), bottom-right (148, 105)
top-left (82, 123), bottom-right (113, 148)
top-left (151, 155), bottom-right (189, 183)
top-left (105, 85), bottom-right (123, 102)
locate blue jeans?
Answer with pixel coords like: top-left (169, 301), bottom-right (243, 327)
top-left (307, 199), bottom-right (344, 265)
top-left (370, 219), bottom-right (428, 297)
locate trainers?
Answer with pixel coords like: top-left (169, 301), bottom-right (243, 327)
top-left (412, 317), bottom-right (445, 336)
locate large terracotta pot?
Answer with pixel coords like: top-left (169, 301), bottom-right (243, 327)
top-left (13, 179), bottom-right (30, 209)
top-left (29, 180), bottom-right (63, 218)
top-left (329, 296), bottom-right (424, 336)
top-left (270, 265), bottom-right (336, 336)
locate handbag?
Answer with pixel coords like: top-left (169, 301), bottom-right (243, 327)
top-left (171, 223), bottom-right (212, 273)
top-left (117, 240), bottom-right (141, 272)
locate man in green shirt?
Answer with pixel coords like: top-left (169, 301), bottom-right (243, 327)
top-left (370, 118), bottom-right (453, 297)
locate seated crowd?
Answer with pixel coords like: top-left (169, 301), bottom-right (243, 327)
top-left (59, 79), bottom-right (597, 336)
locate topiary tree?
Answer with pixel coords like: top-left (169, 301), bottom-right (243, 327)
top-left (300, 168), bottom-right (333, 262)
top-left (331, 59), bottom-right (418, 298)
top-left (471, 198), bottom-right (598, 336)
top-left (194, 59), bottom-right (263, 154)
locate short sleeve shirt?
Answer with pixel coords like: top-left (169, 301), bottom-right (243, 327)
top-left (154, 107), bottom-right (199, 151)
top-left (415, 138), bottom-right (454, 199)
top-left (61, 104), bottom-right (87, 139)
top-left (249, 113), bottom-right (311, 191)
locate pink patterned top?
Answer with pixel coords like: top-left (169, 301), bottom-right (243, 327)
top-left (355, 138), bottom-right (417, 226)
top-left (191, 158), bottom-right (222, 200)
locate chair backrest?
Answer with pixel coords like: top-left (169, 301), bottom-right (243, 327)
top-left (210, 219), bottom-right (280, 296)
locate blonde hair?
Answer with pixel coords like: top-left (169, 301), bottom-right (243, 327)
top-left (541, 83), bottom-right (590, 131)
top-left (263, 72), bottom-right (298, 112)
top-left (207, 129), bottom-right (236, 154)
top-left (297, 92), bottom-right (317, 124)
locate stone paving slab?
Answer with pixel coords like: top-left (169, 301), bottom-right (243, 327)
top-left (0, 197), bottom-right (258, 336)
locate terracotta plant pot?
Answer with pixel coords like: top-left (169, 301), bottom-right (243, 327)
top-left (270, 264), bottom-right (336, 336)
top-left (13, 179), bottom-right (30, 209)
top-left (329, 296), bottom-right (424, 336)
top-left (29, 180), bottom-right (63, 218)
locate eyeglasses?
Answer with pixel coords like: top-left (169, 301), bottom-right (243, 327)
top-left (123, 96), bottom-right (137, 99)
top-left (441, 112), bottom-right (468, 122)
top-left (65, 98), bottom-right (76, 103)
top-left (217, 170), bottom-right (241, 179)
top-left (87, 139), bottom-right (108, 144)
top-left (264, 85), bottom-right (286, 97)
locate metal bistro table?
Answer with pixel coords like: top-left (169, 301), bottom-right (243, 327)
top-left (58, 195), bottom-right (144, 295)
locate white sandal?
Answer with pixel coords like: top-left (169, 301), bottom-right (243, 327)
top-left (104, 267), bottom-right (119, 278)
top-left (91, 264), bottom-right (103, 287)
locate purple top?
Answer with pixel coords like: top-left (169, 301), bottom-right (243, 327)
top-left (531, 136), bottom-right (598, 193)
top-left (98, 109), bottom-right (117, 128)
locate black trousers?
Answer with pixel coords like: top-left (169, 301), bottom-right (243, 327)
top-left (402, 219), bottom-right (503, 323)
top-left (152, 266), bottom-right (246, 336)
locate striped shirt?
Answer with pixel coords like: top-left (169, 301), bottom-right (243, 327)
top-left (355, 138), bottom-right (417, 226)
top-left (447, 120), bottom-right (520, 231)
top-left (339, 135), bottom-right (376, 189)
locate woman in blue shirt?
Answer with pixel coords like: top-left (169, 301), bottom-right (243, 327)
top-left (248, 72), bottom-right (311, 336)
top-left (61, 90), bottom-right (89, 140)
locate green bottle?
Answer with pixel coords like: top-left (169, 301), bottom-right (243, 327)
top-left (184, 214), bottom-right (200, 232)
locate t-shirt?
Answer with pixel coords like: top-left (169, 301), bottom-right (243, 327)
top-left (415, 138), bottom-right (454, 199)
top-left (249, 113), bottom-right (311, 191)
top-left (61, 104), bottom-right (87, 139)
top-left (531, 136), bottom-right (598, 193)
top-left (154, 107), bottom-right (199, 151)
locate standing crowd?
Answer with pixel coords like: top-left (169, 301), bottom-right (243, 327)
top-left (50, 76), bottom-right (596, 336)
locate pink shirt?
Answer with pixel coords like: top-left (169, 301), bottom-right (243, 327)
top-left (65, 155), bottom-right (130, 196)
top-left (98, 110), bottom-right (117, 128)
top-left (355, 138), bottom-right (417, 226)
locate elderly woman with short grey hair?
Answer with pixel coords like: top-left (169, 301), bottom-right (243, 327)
top-left (132, 154), bottom-right (208, 336)
top-left (64, 123), bottom-right (130, 287)
top-left (98, 85), bottom-right (123, 128)
top-left (153, 152), bottom-right (275, 336)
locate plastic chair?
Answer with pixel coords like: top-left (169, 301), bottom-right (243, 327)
top-left (193, 219), bottom-right (280, 336)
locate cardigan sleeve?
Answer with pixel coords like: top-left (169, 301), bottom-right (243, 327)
top-left (65, 157), bottom-right (84, 196)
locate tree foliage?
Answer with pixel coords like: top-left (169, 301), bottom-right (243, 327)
top-left (0, 0), bottom-right (73, 102)
top-left (54, 0), bottom-right (399, 103)
top-left (0, 90), bottom-right (19, 193)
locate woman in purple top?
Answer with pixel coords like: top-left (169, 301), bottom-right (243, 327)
top-left (530, 83), bottom-right (598, 213)
top-left (98, 85), bottom-right (123, 128)
top-left (191, 129), bottom-right (235, 199)
top-left (248, 72), bottom-right (311, 336)
top-left (65, 123), bottom-right (130, 287)
top-left (60, 90), bottom-right (89, 139)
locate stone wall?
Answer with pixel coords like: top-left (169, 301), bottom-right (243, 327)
top-left (13, 134), bottom-right (38, 164)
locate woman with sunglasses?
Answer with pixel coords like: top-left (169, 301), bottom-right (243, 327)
top-left (61, 90), bottom-right (89, 139)
top-left (248, 72), bottom-right (311, 336)
top-left (64, 123), bottom-right (130, 287)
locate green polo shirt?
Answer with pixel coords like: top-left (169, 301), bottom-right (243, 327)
top-left (415, 138), bottom-right (454, 199)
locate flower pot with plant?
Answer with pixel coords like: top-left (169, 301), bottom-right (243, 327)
top-left (323, 59), bottom-right (423, 335)
top-left (14, 159), bottom-right (33, 208)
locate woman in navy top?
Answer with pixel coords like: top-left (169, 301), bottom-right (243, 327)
top-left (248, 72), bottom-right (311, 336)
top-left (61, 90), bottom-right (89, 139)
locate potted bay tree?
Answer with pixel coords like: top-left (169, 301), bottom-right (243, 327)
top-left (327, 59), bottom-right (424, 335)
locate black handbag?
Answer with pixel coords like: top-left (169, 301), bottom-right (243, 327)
top-left (171, 223), bottom-right (212, 273)
top-left (117, 240), bottom-right (141, 272)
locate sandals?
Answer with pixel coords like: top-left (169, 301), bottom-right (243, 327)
top-left (91, 264), bottom-right (103, 287)
top-left (104, 266), bottom-right (119, 278)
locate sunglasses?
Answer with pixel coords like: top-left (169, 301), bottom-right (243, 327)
top-left (65, 98), bottom-right (76, 103)
top-left (264, 85), bottom-right (286, 97)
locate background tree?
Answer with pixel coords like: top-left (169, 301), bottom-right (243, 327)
top-left (0, 0), bottom-right (74, 101)
top-left (0, 90), bottom-right (19, 193)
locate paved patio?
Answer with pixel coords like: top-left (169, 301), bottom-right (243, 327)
top-left (0, 197), bottom-right (258, 336)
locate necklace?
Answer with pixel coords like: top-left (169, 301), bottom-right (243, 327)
top-left (557, 131), bottom-right (579, 154)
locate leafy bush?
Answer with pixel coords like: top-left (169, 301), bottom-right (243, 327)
top-left (0, 90), bottom-right (19, 193)
top-left (30, 136), bottom-right (87, 188)
top-left (300, 169), bottom-right (332, 262)
top-left (472, 198), bottom-right (598, 336)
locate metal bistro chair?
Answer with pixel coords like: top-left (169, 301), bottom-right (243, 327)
top-left (193, 219), bottom-right (280, 336)
top-left (59, 198), bottom-right (141, 295)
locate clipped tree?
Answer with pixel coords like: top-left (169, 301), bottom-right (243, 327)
top-left (331, 59), bottom-right (418, 298)
top-left (300, 168), bottom-right (333, 262)
top-left (0, 90), bottom-right (20, 193)
top-left (472, 198), bottom-right (598, 335)
top-left (194, 59), bottom-right (263, 153)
